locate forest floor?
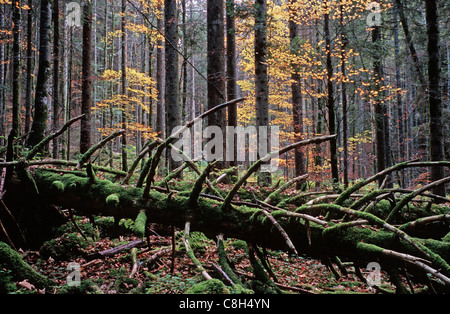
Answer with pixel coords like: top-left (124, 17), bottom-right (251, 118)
top-left (15, 219), bottom-right (416, 295)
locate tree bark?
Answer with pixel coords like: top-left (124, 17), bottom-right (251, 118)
top-left (80, 0), bottom-right (93, 154)
top-left (0, 1), bottom-right (5, 146)
top-left (52, 0), bottom-right (61, 159)
top-left (121, 0), bottom-right (128, 172)
top-left (165, 0), bottom-right (181, 172)
top-left (25, 0), bottom-right (34, 135)
top-left (425, 0), bottom-right (445, 197)
top-left (156, 0), bottom-right (165, 141)
top-left (254, 0), bottom-right (271, 186)
top-left (27, 0), bottom-right (52, 149)
top-left (323, 5), bottom-right (339, 188)
top-left (339, 1), bottom-right (349, 188)
top-left (372, 25), bottom-right (393, 187)
top-left (289, 0), bottom-right (306, 186)
top-left (226, 0), bottom-right (238, 169)
top-left (393, 0), bottom-right (405, 186)
top-left (207, 0), bottom-right (226, 168)
top-left (11, 0), bottom-right (22, 144)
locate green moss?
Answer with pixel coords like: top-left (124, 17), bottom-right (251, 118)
top-left (39, 233), bottom-right (90, 261)
top-left (248, 247), bottom-right (282, 294)
top-left (0, 242), bottom-right (53, 289)
top-left (230, 240), bottom-right (247, 251)
top-left (186, 279), bottom-right (230, 294)
top-left (52, 181), bottom-right (65, 193)
top-left (106, 194), bottom-right (120, 208)
top-left (0, 266), bottom-right (17, 293)
top-left (443, 232), bottom-right (450, 243)
top-left (133, 210), bottom-right (147, 238)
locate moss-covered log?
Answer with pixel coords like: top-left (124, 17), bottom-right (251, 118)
top-left (0, 241), bottom-right (54, 290)
top-left (5, 168), bottom-right (450, 288)
top-left (3, 164), bottom-right (450, 292)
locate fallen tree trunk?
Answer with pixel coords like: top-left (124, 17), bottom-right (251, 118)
top-left (4, 164), bottom-right (450, 292)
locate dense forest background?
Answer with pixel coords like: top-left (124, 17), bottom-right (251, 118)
top-left (0, 0), bottom-right (449, 295)
top-left (0, 0), bottom-right (448, 186)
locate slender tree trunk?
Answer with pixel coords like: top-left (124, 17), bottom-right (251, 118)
top-left (11, 0), bottom-right (22, 147)
top-left (67, 27), bottom-right (74, 160)
top-left (289, 0), bottom-right (306, 186)
top-left (27, 0), bottom-right (52, 149)
top-left (52, 0), bottom-right (60, 158)
top-left (121, 0), bottom-right (128, 171)
top-left (25, 0), bottom-right (34, 135)
top-left (207, 0), bottom-right (226, 167)
top-left (323, 4), bottom-right (339, 188)
top-left (156, 0), bottom-right (164, 141)
top-left (165, 0), bottom-right (181, 172)
top-left (425, 0), bottom-right (445, 197)
top-left (181, 0), bottom-right (188, 125)
top-left (226, 0), bottom-right (237, 169)
top-left (0, 1), bottom-right (4, 146)
top-left (393, 0), bottom-right (405, 186)
top-left (339, 2), bottom-right (349, 188)
top-left (254, 0), bottom-right (271, 186)
top-left (372, 25), bottom-right (386, 185)
top-left (80, 0), bottom-right (93, 154)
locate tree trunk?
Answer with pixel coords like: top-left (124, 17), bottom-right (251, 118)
top-left (181, 0), bottom-right (188, 125)
top-left (0, 1), bottom-right (5, 146)
top-left (165, 0), bottom-right (181, 172)
top-left (27, 0), bottom-right (52, 149)
top-left (339, 1), bottom-right (349, 189)
top-left (3, 163), bottom-right (450, 292)
top-left (255, 0), bottom-right (271, 186)
top-left (52, 0), bottom-right (61, 159)
top-left (156, 0), bottom-right (165, 140)
top-left (25, 0), bottom-right (34, 135)
top-left (323, 5), bottom-right (339, 188)
top-left (121, 0), bottom-right (128, 172)
top-left (11, 0), bottom-right (22, 148)
top-left (80, 0), bottom-right (93, 154)
top-left (425, 0), bottom-right (445, 197)
top-left (226, 0), bottom-right (238, 169)
top-left (289, 0), bottom-right (306, 186)
top-left (393, 0), bottom-right (405, 186)
top-left (372, 25), bottom-right (392, 187)
top-left (207, 0), bottom-right (226, 168)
